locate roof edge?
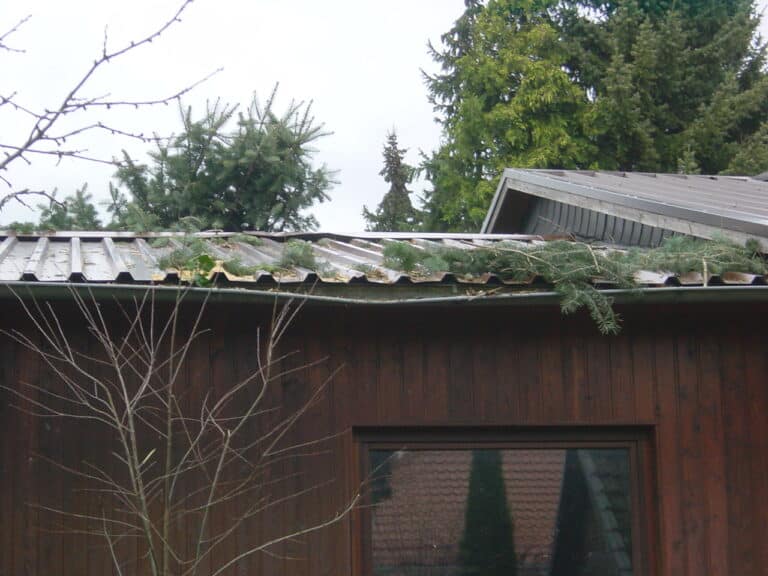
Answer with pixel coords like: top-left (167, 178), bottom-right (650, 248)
top-left (3, 282), bottom-right (768, 308)
top-left (0, 229), bottom-right (542, 242)
top-left (481, 172), bottom-right (511, 233)
top-left (485, 169), bottom-right (768, 246)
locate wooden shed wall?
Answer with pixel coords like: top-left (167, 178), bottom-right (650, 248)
top-left (0, 298), bottom-right (766, 575)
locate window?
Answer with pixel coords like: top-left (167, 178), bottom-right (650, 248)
top-left (356, 430), bottom-right (651, 576)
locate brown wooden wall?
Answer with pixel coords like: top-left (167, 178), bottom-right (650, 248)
top-left (1, 297), bottom-right (766, 575)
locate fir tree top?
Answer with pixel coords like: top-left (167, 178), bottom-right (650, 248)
top-left (363, 130), bottom-right (422, 232)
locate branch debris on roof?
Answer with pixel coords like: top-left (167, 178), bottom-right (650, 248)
top-left (0, 232), bottom-right (765, 335)
top-left (382, 236), bottom-right (766, 334)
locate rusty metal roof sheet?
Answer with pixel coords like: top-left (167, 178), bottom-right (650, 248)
top-left (0, 231), bottom-right (763, 290)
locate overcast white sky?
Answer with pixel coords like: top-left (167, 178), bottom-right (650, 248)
top-left (1, 0), bottom-right (767, 231)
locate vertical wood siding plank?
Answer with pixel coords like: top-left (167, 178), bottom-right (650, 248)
top-left (516, 333), bottom-right (541, 424)
top-left (718, 328), bottom-right (755, 575)
top-left (397, 311), bottom-right (426, 422)
top-left (538, 320), bottom-right (564, 422)
top-left (589, 333), bottom-right (613, 423)
top-left (189, 325), bottom-right (212, 576)
top-left (352, 318), bottom-right (378, 426)
top-left (558, 320), bottom-right (577, 421)
top-left (653, 328), bottom-right (687, 576)
top-left (16, 337), bottom-right (39, 576)
top-left (447, 333), bottom-right (474, 421)
top-left (214, 314), bottom-right (239, 576)
top-left (631, 328), bottom-right (657, 423)
top-left (305, 318), bottom-right (338, 576)
top-left (567, 328), bottom-right (589, 422)
top-left (472, 330), bottom-right (497, 423)
top-left (609, 333), bottom-right (636, 423)
top-left (0, 332), bottom-right (17, 576)
top-left (278, 327), bottom-right (307, 576)
top-left (376, 324), bottom-right (403, 423)
top-left (677, 330), bottom-right (706, 576)
top-left (423, 327), bottom-right (450, 424)
top-left (743, 331), bottom-right (768, 571)
top-left (697, 333), bottom-right (729, 574)
top-left (494, 330), bottom-right (522, 424)
top-left (37, 360), bottom-right (57, 575)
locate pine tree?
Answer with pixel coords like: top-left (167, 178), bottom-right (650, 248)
top-left (459, 450), bottom-right (517, 576)
top-left (38, 185), bottom-right (102, 230)
top-left (113, 88), bottom-right (332, 232)
top-left (362, 131), bottom-right (421, 232)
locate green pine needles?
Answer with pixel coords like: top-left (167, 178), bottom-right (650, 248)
top-left (154, 234), bottom-right (764, 335)
top-left (383, 236), bottom-right (766, 335)
top-left (157, 237), bottom-right (330, 285)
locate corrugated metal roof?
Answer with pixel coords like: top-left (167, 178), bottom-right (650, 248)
top-left (483, 169), bottom-right (768, 248)
top-left (0, 231), bottom-right (543, 286)
top-left (0, 231), bottom-right (763, 290)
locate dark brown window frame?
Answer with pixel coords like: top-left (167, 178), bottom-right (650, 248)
top-left (351, 426), bottom-right (657, 576)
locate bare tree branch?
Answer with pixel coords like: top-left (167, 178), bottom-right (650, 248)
top-left (0, 1), bottom-right (221, 215)
top-left (3, 285), bottom-right (360, 576)
top-left (0, 14), bottom-right (30, 53)
top-left (0, 188), bottom-right (61, 211)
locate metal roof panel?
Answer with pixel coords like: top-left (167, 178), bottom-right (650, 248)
top-left (0, 231), bottom-right (764, 295)
top-left (483, 169), bottom-right (768, 248)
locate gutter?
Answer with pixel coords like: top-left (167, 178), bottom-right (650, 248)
top-left (2, 282), bottom-right (768, 307)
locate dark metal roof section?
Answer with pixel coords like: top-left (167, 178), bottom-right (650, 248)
top-left (483, 169), bottom-right (768, 249)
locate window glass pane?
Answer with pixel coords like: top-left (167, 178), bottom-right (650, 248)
top-left (369, 448), bottom-right (632, 576)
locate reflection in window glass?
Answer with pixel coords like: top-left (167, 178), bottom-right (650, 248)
top-left (369, 448), bottom-right (632, 576)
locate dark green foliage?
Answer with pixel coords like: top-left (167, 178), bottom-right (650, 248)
top-left (423, 0), bottom-right (594, 231)
top-left (279, 239), bottom-right (318, 269)
top-left (459, 450), bottom-right (517, 576)
top-left (624, 235), bottom-right (766, 276)
top-left (381, 241), bottom-right (426, 272)
top-left (38, 185), bottom-right (102, 230)
top-left (220, 257), bottom-right (258, 277)
top-left (157, 234), bottom-right (216, 286)
top-left (156, 235), bottom-right (331, 285)
top-left (112, 87), bottom-right (332, 232)
top-left (156, 230), bottom-right (261, 285)
top-left (3, 221), bottom-right (38, 233)
top-left (723, 122), bottom-right (768, 175)
top-left (424, 0), bottom-right (768, 231)
top-left (382, 236), bottom-right (766, 334)
top-left (105, 183), bottom-right (160, 232)
top-left (363, 131), bottom-right (422, 231)
top-left (149, 237), bottom-right (172, 248)
top-left (566, 0), bottom-right (767, 174)
top-left (228, 233), bottom-right (263, 247)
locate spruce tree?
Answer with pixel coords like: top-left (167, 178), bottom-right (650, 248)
top-left (113, 88), bottom-right (332, 232)
top-left (723, 122), bottom-right (768, 175)
top-left (572, 0), bottom-right (768, 174)
top-left (424, 0), bottom-right (768, 231)
top-left (362, 130), bottom-right (421, 232)
top-left (459, 450), bottom-right (517, 576)
top-left (38, 185), bottom-right (102, 230)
